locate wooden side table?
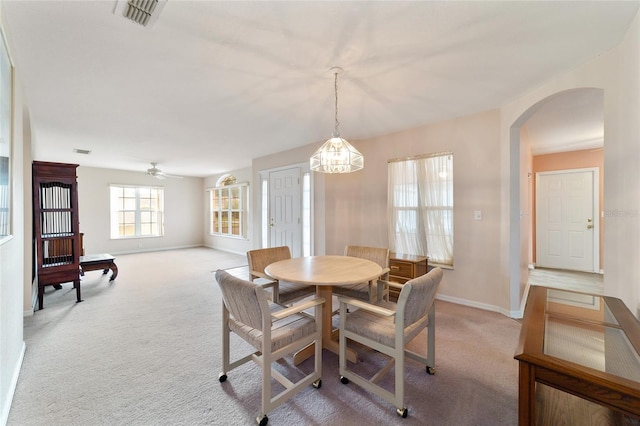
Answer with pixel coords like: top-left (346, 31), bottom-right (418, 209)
top-left (388, 253), bottom-right (428, 301)
top-left (515, 286), bottom-right (640, 425)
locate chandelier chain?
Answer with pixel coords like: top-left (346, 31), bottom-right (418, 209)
top-left (334, 71), bottom-right (340, 135)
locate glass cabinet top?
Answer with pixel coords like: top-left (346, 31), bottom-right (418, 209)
top-left (543, 288), bottom-right (640, 383)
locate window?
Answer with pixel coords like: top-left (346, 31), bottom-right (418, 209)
top-left (388, 152), bottom-right (453, 266)
top-left (110, 185), bottom-right (164, 239)
top-left (209, 178), bottom-right (247, 238)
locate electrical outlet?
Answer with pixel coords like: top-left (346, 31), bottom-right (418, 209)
top-left (474, 210), bottom-right (482, 220)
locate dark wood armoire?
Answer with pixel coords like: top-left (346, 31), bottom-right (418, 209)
top-left (32, 161), bottom-right (82, 310)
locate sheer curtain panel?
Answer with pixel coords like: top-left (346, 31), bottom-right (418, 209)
top-left (388, 153), bottom-right (453, 266)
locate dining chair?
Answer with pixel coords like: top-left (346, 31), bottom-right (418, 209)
top-left (333, 245), bottom-right (391, 302)
top-left (337, 267), bottom-right (443, 418)
top-left (215, 269), bottom-right (324, 426)
top-left (246, 246), bottom-right (315, 305)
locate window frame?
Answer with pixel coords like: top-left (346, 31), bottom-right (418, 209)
top-left (109, 184), bottom-right (165, 239)
top-left (208, 182), bottom-right (247, 238)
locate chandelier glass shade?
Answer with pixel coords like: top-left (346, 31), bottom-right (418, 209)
top-left (310, 134), bottom-right (364, 173)
top-left (310, 68), bottom-right (364, 174)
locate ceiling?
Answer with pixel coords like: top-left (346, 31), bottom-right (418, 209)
top-left (3, 1), bottom-right (637, 177)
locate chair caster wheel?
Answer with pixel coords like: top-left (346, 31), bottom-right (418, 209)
top-left (257, 415), bottom-right (268, 426)
top-left (426, 366), bottom-right (435, 375)
top-left (340, 376), bottom-right (349, 384)
top-left (218, 373), bottom-right (227, 383)
top-left (313, 379), bottom-right (322, 389)
top-left (397, 407), bottom-right (408, 418)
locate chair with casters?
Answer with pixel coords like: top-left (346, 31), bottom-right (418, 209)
top-left (333, 245), bottom-right (391, 302)
top-left (246, 246), bottom-right (315, 305)
top-left (338, 267), bottom-right (443, 418)
top-left (215, 269), bottom-right (324, 426)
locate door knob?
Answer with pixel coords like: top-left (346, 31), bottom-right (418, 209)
top-left (587, 224), bottom-right (593, 229)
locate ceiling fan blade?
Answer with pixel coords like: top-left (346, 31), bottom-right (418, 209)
top-left (145, 163), bottom-right (183, 179)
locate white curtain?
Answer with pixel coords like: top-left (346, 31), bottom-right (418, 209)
top-left (388, 154), bottom-right (454, 266)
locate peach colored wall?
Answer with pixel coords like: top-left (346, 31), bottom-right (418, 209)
top-left (252, 109), bottom-right (504, 313)
top-left (531, 149), bottom-right (604, 269)
top-left (325, 109), bottom-right (503, 310)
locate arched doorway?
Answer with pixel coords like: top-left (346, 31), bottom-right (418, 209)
top-left (509, 88), bottom-right (604, 310)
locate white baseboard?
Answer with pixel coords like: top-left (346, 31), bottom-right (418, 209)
top-left (435, 294), bottom-right (516, 318)
top-left (1, 342), bottom-right (25, 426)
top-left (202, 243), bottom-right (245, 256)
top-left (110, 244), bottom-right (203, 256)
top-left (27, 279), bottom-right (38, 316)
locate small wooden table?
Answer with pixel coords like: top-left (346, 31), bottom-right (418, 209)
top-left (515, 285), bottom-right (640, 425)
top-left (80, 254), bottom-right (118, 281)
top-left (265, 255), bottom-right (383, 365)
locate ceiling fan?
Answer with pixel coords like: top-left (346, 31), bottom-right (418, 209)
top-left (146, 163), bottom-right (183, 179)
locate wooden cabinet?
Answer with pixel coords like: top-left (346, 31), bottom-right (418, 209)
top-left (33, 161), bottom-right (82, 310)
top-left (388, 252), bottom-right (428, 301)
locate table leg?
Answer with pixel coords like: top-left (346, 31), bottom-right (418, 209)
top-left (293, 285), bottom-right (358, 365)
top-left (518, 361), bottom-right (536, 426)
top-left (109, 262), bottom-right (118, 281)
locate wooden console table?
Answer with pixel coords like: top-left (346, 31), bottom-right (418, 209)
top-left (515, 285), bottom-right (640, 425)
top-left (80, 254), bottom-right (118, 281)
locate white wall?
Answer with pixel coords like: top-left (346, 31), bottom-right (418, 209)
top-left (500, 10), bottom-right (640, 317)
top-left (77, 166), bottom-right (204, 255)
top-left (0, 7), bottom-right (26, 423)
top-left (203, 166), bottom-right (252, 255)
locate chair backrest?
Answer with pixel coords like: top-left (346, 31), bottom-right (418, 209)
top-left (215, 269), bottom-right (270, 331)
top-left (247, 246), bottom-right (292, 274)
top-left (344, 245), bottom-right (390, 269)
top-left (397, 267), bottom-right (443, 327)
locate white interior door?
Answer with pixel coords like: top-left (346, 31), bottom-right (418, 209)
top-left (536, 169), bottom-right (597, 272)
top-left (269, 167), bottom-right (302, 257)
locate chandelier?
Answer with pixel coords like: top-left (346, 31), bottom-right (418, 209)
top-left (310, 67), bottom-right (364, 174)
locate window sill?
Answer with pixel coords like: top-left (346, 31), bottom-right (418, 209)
top-left (429, 262), bottom-right (453, 270)
top-left (110, 235), bottom-right (164, 240)
top-left (209, 233), bottom-right (247, 240)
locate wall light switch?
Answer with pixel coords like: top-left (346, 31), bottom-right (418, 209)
top-left (474, 210), bottom-right (482, 220)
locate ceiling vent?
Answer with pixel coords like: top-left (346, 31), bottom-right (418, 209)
top-left (114, 0), bottom-right (167, 28)
top-left (73, 148), bottom-right (91, 155)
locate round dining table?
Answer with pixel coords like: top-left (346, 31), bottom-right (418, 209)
top-left (265, 255), bottom-right (383, 365)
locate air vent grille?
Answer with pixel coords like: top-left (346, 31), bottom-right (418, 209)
top-left (73, 148), bottom-right (91, 155)
top-left (125, 0), bottom-right (158, 26)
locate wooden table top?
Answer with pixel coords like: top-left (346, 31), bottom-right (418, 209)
top-left (265, 255), bottom-right (383, 286)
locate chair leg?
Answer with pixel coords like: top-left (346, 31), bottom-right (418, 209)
top-left (426, 305), bottom-right (436, 372)
top-left (222, 304), bottom-right (230, 374)
top-left (395, 343), bottom-right (406, 416)
top-left (260, 345), bottom-right (271, 425)
top-left (339, 302), bottom-right (348, 377)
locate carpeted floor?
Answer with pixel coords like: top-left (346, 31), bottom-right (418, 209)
top-left (8, 247), bottom-right (521, 425)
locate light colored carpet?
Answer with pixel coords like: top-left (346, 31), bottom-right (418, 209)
top-left (8, 247), bottom-right (520, 425)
